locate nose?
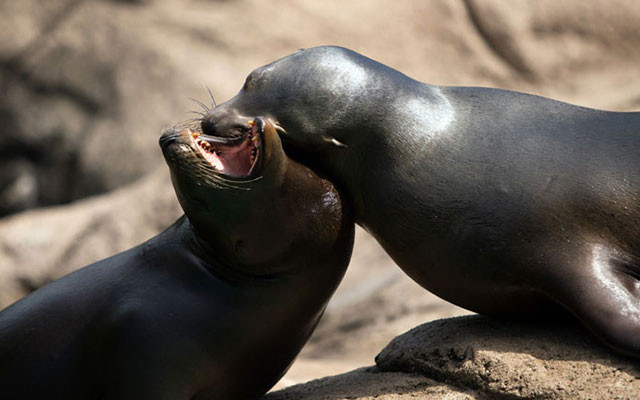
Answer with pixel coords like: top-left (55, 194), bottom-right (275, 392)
top-left (201, 108), bottom-right (242, 137)
top-left (159, 127), bottom-right (181, 150)
top-left (201, 112), bottom-right (217, 136)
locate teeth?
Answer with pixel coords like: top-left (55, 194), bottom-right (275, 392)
top-left (195, 138), bottom-right (218, 154)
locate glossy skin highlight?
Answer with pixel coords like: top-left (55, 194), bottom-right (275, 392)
top-left (0, 118), bottom-right (354, 399)
top-left (202, 46), bottom-right (640, 357)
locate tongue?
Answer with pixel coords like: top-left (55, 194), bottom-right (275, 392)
top-left (217, 143), bottom-right (254, 177)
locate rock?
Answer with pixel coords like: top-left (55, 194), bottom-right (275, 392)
top-left (0, 170), bottom-right (181, 308)
top-left (270, 316), bottom-right (640, 399)
top-left (0, 0), bottom-right (211, 215)
top-left (266, 367), bottom-right (479, 400)
top-left (0, 159), bottom-right (38, 215)
top-left (376, 316), bottom-right (640, 399)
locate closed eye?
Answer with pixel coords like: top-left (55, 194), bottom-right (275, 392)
top-left (243, 72), bottom-right (258, 90)
top-left (243, 68), bottom-right (266, 90)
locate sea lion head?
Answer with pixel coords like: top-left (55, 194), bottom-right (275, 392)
top-left (200, 46), bottom-right (392, 151)
top-left (160, 116), bottom-right (294, 269)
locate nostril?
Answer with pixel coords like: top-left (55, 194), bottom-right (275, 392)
top-left (201, 115), bottom-right (216, 135)
top-left (158, 134), bottom-right (175, 149)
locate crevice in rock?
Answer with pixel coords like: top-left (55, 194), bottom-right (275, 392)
top-left (55, 214), bottom-right (110, 269)
top-left (0, 61), bottom-right (101, 115)
top-left (0, 61), bottom-right (103, 215)
top-left (17, 275), bottom-right (54, 295)
top-left (462, 0), bottom-right (535, 82)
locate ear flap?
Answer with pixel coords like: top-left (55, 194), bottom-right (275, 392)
top-left (329, 137), bottom-right (348, 148)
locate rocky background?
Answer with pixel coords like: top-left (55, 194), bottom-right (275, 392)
top-left (1, 0), bottom-right (639, 398)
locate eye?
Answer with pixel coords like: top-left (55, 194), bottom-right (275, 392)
top-left (243, 68), bottom-right (268, 91)
top-left (243, 71), bottom-right (259, 90)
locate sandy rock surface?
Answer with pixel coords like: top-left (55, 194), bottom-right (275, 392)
top-left (271, 316), bottom-right (640, 399)
top-left (377, 316), bottom-right (640, 399)
top-left (1, 0), bottom-right (640, 398)
top-left (266, 367), bottom-right (479, 400)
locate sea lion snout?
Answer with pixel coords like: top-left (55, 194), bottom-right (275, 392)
top-left (201, 107), bottom-right (249, 138)
top-left (158, 125), bottom-right (183, 150)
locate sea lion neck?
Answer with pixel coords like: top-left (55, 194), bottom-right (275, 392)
top-left (185, 220), bottom-right (284, 283)
top-left (183, 157), bottom-right (302, 275)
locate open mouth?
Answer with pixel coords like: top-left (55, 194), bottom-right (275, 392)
top-left (190, 118), bottom-right (264, 178)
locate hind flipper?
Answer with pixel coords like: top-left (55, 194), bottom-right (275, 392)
top-left (552, 243), bottom-right (640, 357)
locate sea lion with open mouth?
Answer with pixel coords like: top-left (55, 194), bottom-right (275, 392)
top-left (0, 116), bottom-right (354, 399)
top-left (202, 46), bottom-right (640, 358)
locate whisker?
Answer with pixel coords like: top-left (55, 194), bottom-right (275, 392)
top-left (189, 97), bottom-right (210, 112)
top-left (191, 148), bottom-right (258, 191)
top-left (273, 123), bottom-right (287, 135)
top-left (185, 117), bottom-right (204, 124)
top-left (206, 85), bottom-right (217, 107)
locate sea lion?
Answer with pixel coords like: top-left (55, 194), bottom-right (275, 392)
top-left (201, 46), bottom-right (640, 357)
top-left (0, 117), bottom-right (354, 399)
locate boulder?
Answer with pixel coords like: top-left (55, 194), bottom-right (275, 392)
top-left (269, 316), bottom-right (640, 399)
top-left (0, 170), bottom-right (181, 307)
top-left (376, 316), bottom-right (640, 399)
top-left (266, 367), bottom-right (478, 400)
top-left (0, 0), bottom-right (186, 214)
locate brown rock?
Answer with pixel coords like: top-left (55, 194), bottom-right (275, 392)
top-left (266, 367), bottom-right (479, 400)
top-left (271, 316), bottom-right (640, 399)
top-left (0, 170), bottom-right (181, 308)
top-left (376, 316), bottom-right (640, 399)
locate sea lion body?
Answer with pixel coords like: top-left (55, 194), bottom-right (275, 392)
top-left (202, 46), bottom-right (640, 357)
top-left (0, 118), bottom-right (354, 399)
